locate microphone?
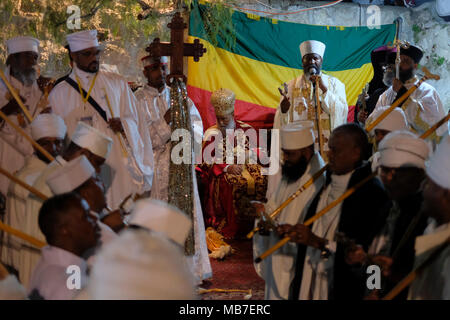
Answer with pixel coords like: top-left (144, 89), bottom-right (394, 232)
top-left (308, 67), bottom-right (318, 76)
top-left (308, 66), bottom-right (318, 87)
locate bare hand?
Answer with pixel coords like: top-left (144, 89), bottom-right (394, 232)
top-left (357, 110), bottom-right (369, 124)
top-left (287, 223), bottom-right (315, 246)
top-left (101, 209), bottom-right (125, 233)
top-left (371, 255), bottom-right (393, 277)
top-left (276, 224), bottom-right (293, 238)
top-left (1, 95), bottom-right (27, 116)
top-left (392, 78), bottom-right (403, 93)
top-left (345, 245), bottom-right (367, 265)
top-left (310, 75), bottom-right (327, 94)
top-left (108, 118), bottom-right (125, 134)
top-left (163, 109), bottom-right (171, 124)
top-left (37, 76), bottom-right (55, 94)
top-left (227, 164), bottom-right (243, 175)
top-left (278, 83), bottom-right (290, 113)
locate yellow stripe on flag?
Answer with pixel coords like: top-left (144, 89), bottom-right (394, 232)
top-left (188, 36), bottom-right (373, 108)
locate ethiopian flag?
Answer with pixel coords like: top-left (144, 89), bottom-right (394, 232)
top-left (187, 1), bottom-right (396, 130)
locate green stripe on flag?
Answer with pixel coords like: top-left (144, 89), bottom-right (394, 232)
top-left (189, 1), bottom-right (396, 71)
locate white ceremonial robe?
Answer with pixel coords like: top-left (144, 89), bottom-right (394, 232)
top-left (28, 245), bottom-right (88, 300)
top-left (408, 221), bottom-right (450, 300)
top-left (299, 171), bottom-right (353, 300)
top-left (48, 65), bottom-right (154, 209)
top-left (1, 155), bottom-right (47, 287)
top-left (135, 84), bottom-right (212, 283)
top-left (253, 152), bottom-right (325, 300)
top-left (0, 67), bottom-right (41, 196)
top-left (373, 77), bottom-right (448, 147)
top-left (267, 73), bottom-right (348, 197)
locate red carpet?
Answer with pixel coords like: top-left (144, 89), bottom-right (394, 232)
top-left (200, 239), bottom-right (265, 300)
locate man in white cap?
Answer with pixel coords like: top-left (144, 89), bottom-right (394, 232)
top-left (0, 114), bottom-right (66, 287)
top-left (135, 55), bottom-right (203, 202)
top-left (268, 40), bottom-right (348, 198)
top-left (127, 199), bottom-right (192, 247)
top-left (48, 30), bottom-right (154, 209)
top-left (86, 228), bottom-right (196, 300)
top-left (408, 136), bottom-right (450, 300)
top-left (365, 106), bottom-right (409, 171)
top-left (28, 192), bottom-right (100, 300)
top-left (346, 131), bottom-right (430, 300)
top-left (252, 121), bottom-right (326, 300)
top-left (0, 36), bottom-right (47, 202)
top-left (370, 45), bottom-right (448, 147)
top-left (366, 106), bottom-right (409, 149)
top-left (21, 122), bottom-right (112, 286)
top-left (45, 155), bottom-right (119, 250)
top-left (286, 123), bottom-right (389, 300)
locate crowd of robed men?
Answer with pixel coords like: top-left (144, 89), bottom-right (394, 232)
top-left (0, 30), bottom-right (448, 300)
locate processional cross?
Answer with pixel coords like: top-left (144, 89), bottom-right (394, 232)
top-left (146, 12), bottom-right (206, 82)
top-left (145, 12), bottom-right (206, 256)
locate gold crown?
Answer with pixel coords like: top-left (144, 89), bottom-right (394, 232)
top-left (211, 88), bottom-right (235, 116)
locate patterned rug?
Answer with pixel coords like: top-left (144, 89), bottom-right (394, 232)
top-left (199, 239), bottom-right (265, 300)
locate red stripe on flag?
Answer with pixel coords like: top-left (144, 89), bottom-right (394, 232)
top-left (187, 85), bottom-right (276, 131)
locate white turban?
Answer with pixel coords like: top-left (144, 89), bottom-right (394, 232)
top-left (367, 106), bottom-right (409, 136)
top-left (46, 155), bottom-right (95, 195)
top-left (128, 199), bottom-right (191, 246)
top-left (87, 229), bottom-right (196, 300)
top-left (66, 30), bottom-right (99, 53)
top-left (30, 114), bottom-right (67, 141)
top-left (6, 36), bottom-right (39, 55)
top-left (280, 121), bottom-right (315, 150)
top-left (141, 55), bottom-right (168, 68)
top-left (71, 122), bottom-right (113, 159)
top-left (378, 131), bottom-right (430, 169)
top-left (426, 135), bottom-right (450, 190)
top-left (300, 40), bottom-right (326, 58)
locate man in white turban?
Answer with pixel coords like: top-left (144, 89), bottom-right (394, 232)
top-left (28, 191), bottom-right (100, 300)
top-left (268, 40), bottom-right (348, 198)
top-left (0, 36), bottom-right (49, 201)
top-left (86, 225), bottom-right (196, 299)
top-left (346, 131), bottom-right (431, 300)
top-left (134, 55), bottom-right (211, 282)
top-left (409, 136), bottom-right (450, 300)
top-left (47, 30), bottom-right (154, 209)
top-left (253, 121), bottom-right (325, 300)
top-left (0, 114), bottom-right (66, 287)
top-left (22, 122), bottom-right (112, 287)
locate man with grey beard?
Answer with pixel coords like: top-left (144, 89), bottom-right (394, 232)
top-left (0, 36), bottom-right (50, 204)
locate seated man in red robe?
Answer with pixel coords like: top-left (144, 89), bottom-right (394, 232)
top-left (198, 88), bottom-right (267, 239)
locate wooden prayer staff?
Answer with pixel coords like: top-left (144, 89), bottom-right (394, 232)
top-left (365, 67), bottom-right (440, 133)
top-left (0, 69), bottom-right (34, 123)
top-left (255, 171), bottom-right (377, 263)
top-left (0, 166), bottom-right (48, 201)
top-left (103, 89), bottom-right (128, 158)
top-left (315, 77), bottom-right (325, 157)
top-left (382, 237), bottom-right (450, 300)
top-left (419, 112), bottom-right (450, 139)
top-left (0, 220), bottom-right (46, 249)
top-left (247, 165), bottom-right (328, 239)
top-left (0, 110), bottom-right (54, 162)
